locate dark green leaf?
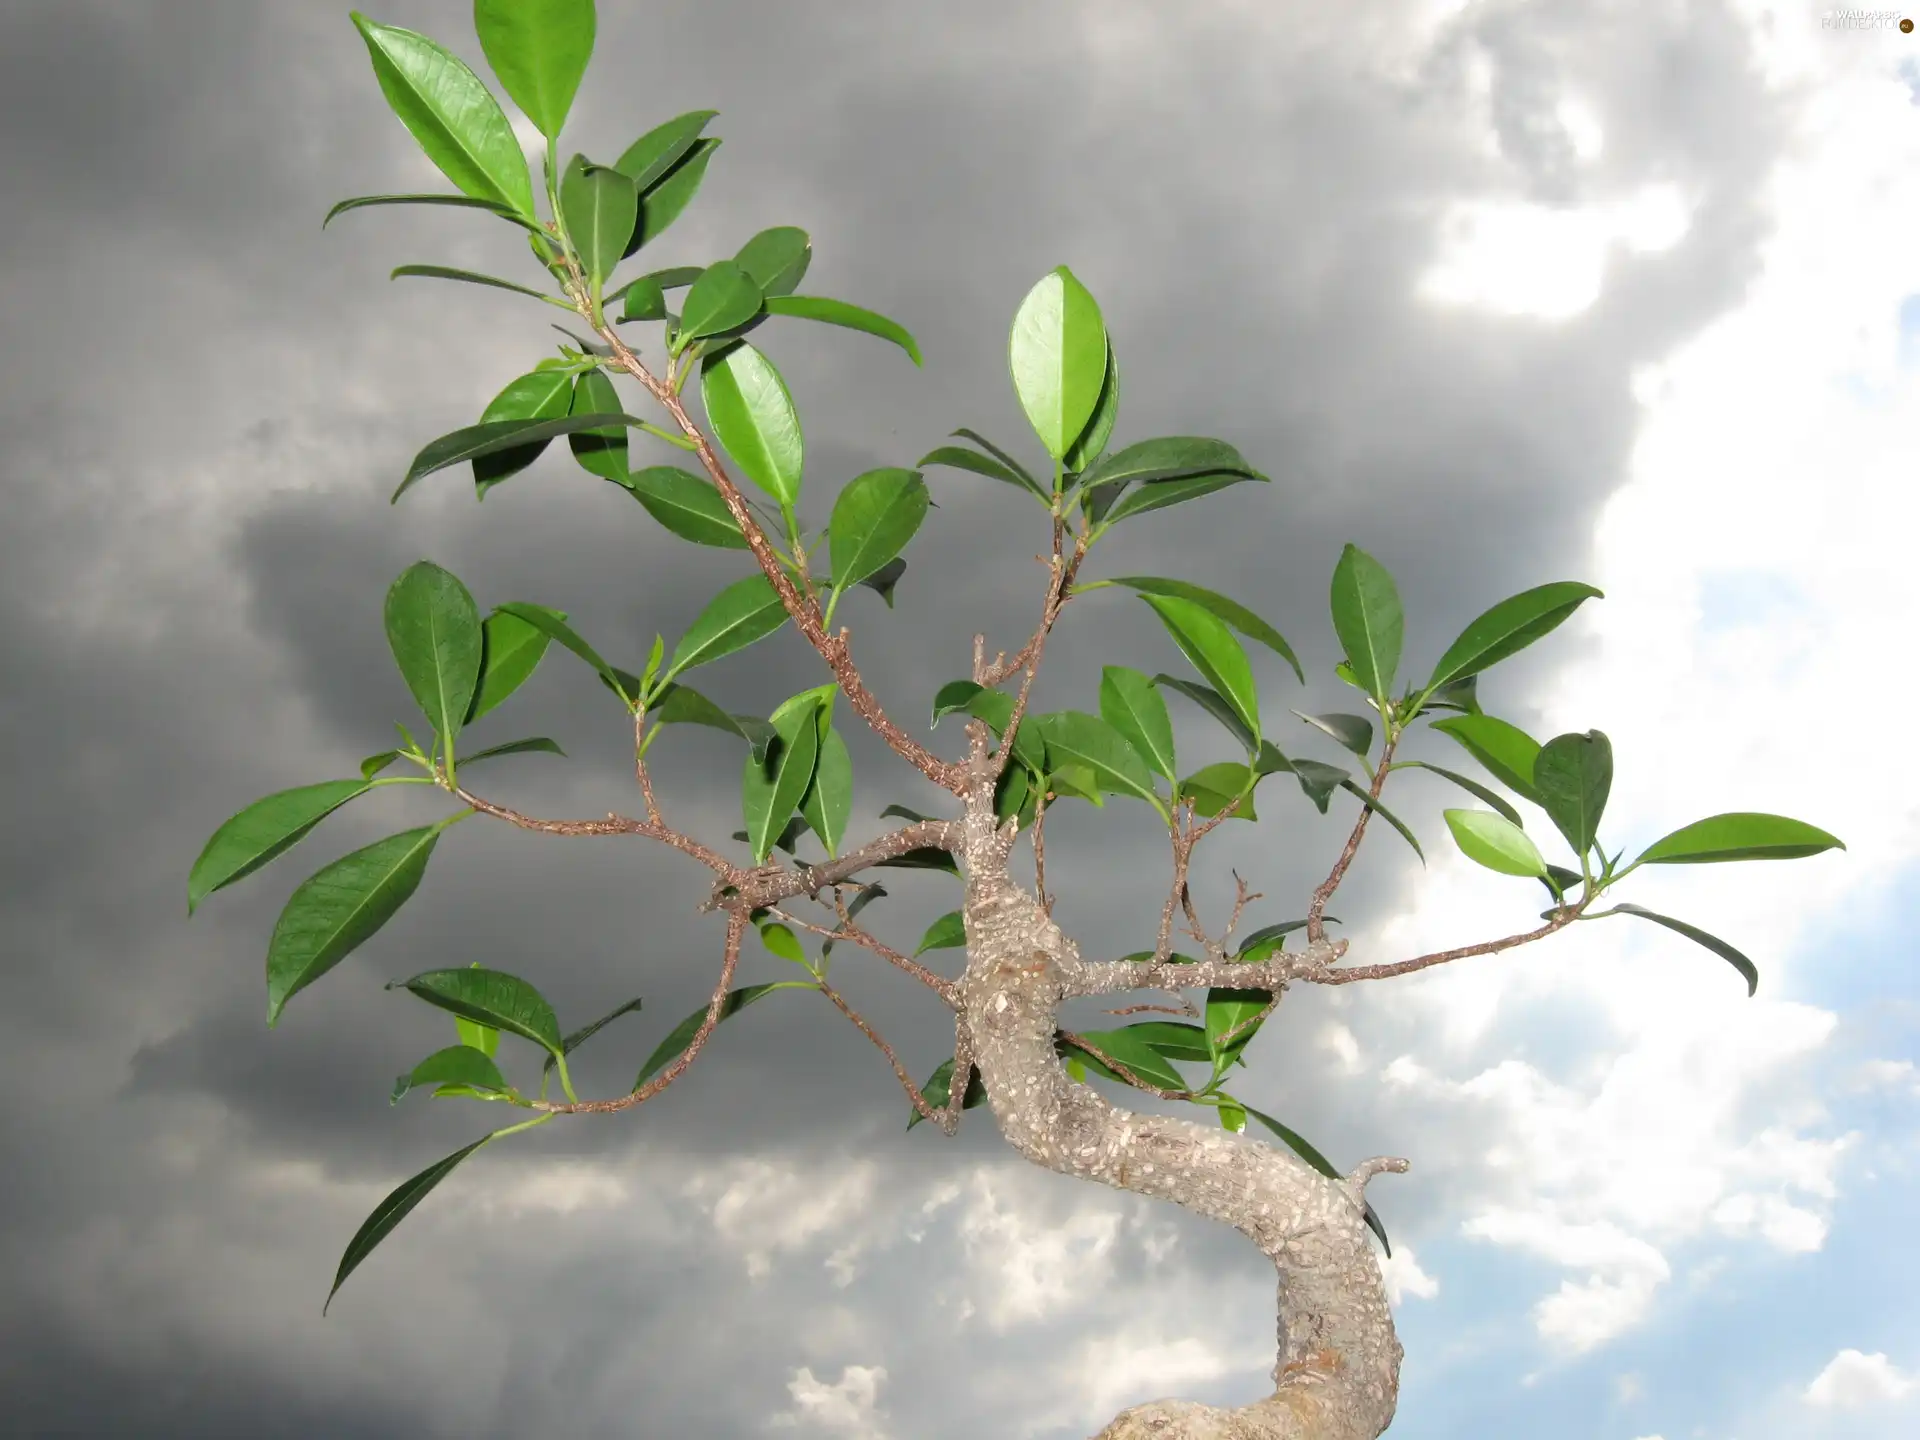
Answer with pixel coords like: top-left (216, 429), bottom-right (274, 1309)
top-left (494, 601), bottom-right (635, 705)
top-left (906, 1058), bottom-right (987, 1130)
top-left (914, 911), bottom-right (967, 956)
top-left (1099, 665), bottom-right (1176, 781)
top-left (1431, 714), bottom-right (1545, 805)
top-left (460, 736), bottom-right (565, 765)
top-left (361, 752), bottom-right (400, 779)
top-left (1611, 904), bottom-right (1761, 995)
top-left (1424, 674), bottom-right (1483, 715)
top-left (1330, 543), bottom-right (1403, 706)
top-left (349, 13), bottom-right (533, 215)
top-left (1076, 436), bottom-right (1262, 494)
top-left (559, 156), bottom-right (637, 292)
top-left (1099, 470), bottom-right (1266, 525)
top-left (763, 295), bottom-right (922, 366)
top-left (389, 264), bottom-right (554, 303)
top-left (700, 342), bottom-right (803, 507)
top-left (1338, 778), bottom-right (1423, 861)
top-left (393, 412), bottom-right (633, 502)
top-left (553, 996), bottom-right (646, 1063)
top-left (1030, 712), bottom-right (1166, 816)
top-left (1142, 594), bottom-right (1259, 743)
top-left (1118, 1020), bottom-right (1213, 1064)
top-left (634, 983), bottom-right (782, 1089)
top-left (614, 464), bottom-right (749, 549)
top-left (1444, 809), bottom-right (1547, 878)
top-left (189, 780), bottom-right (374, 915)
top-left (879, 803), bottom-right (939, 824)
top-left (856, 556), bottom-right (906, 607)
top-left (734, 226), bottom-right (812, 297)
top-left (391, 1045), bottom-right (511, 1104)
top-left (566, 370), bottom-right (627, 481)
top-left (1290, 759), bottom-right (1347, 813)
top-left (678, 259), bottom-right (765, 342)
top-left (799, 718), bottom-right (852, 860)
top-left (1427, 581), bottom-right (1603, 693)
top-left (1634, 813), bottom-right (1846, 865)
top-left (1205, 989), bottom-right (1272, 1063)
top-left (743, 692), bottom-right (825, 864)
top-left (1241, 1106), bottom-right (1392, 1252)
top-left (1101, 576), bottom-right (1302, 683)
top-left (1153, 674), bottom-right (1257, 755)
top-left (666, 572), bottom-right (789, 678)
top-left (647, 682), bottom-right (773, 759)
top-left (874, 847), bottom-right (960, 875)
top-left (268, 825), bottom-right (443, 1025)
top-left (474, 0), bottom-right (594, 140)
top-left (1009, 266), bottom-right (1108, 461)
top-left (324, 1134), bottom-right (491, 1313)
top-left (614, 110), bottom-right (717, 192)
top-left (1534, 730), bottom-right (1612, 857)
top-left (1395, 760), bottom-right (1522, 827)
top-left (471, 368), bottom-right (574, 497)
top-left (384, 561), bottom-right (483, 753)
top-left (830, 468), bottom-right (929, 592)
top-left (916, 444), bottom-right (1047, 502)
top-left (322, 192), bottom-right (531, 229)
top-left (1057, 1028), bottom-right (1188, 1091)
top-left (1234, 918), bottom-right (1333, 962)
top-left (1062, 339), bottom-right (1119, 474)
top-left (631, 137), bottom-right (719, 253)
top-left (395, 966), bottom-right (565, 1058)
top-left (1294, 711), bottom-right (1373, 757)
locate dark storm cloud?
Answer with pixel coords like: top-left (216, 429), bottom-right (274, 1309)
top-left (0, 0), bottom-right (1791, 1434)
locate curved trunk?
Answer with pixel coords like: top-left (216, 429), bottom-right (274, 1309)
top-left (955, 802), bottom-right (1400, 1440)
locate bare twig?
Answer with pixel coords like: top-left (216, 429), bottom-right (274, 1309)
top-left (702, 820), bottom-right (962, 913)
top-left (767, 905), bottom-right (959, 1006)
top-left (815, 977), bottom-right (948, 1124)
top-left (446, 779), bottom-right (736, 877)
top-left (1306, 734), bottom-right (1398, 943)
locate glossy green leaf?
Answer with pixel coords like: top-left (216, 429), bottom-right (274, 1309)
top-left (559, 155), bottom-right (637, 293)
top-left (734, 226), bottom-right (812, 297)
top-left (757, 920), bottom-right (808, 966)
top-left (1117, 1020), bottom-right (1213, 1065)
top-left (614, 110), bottom-right (716, 192)
top-left (1008, 266), bottom-right (1107, 461)
top-left (1030, 712), bottom-right (1166, 817)
top-left (1234, 918), bottom-right (1332, 963)
top-left (1241, 1105), bottom-right (1392, 1253)
top-left (762, 294), bottom-right (922, 366)
top-left (666, 572), bottom-right (788, 679)
top-left (1062, 340), bottom-right (1119, 474)
top-left (906, 1057), bottom-right (987, 1130)
top-left (634, 983), bottom-right (782, 1089)
top-left (361, 751), bottom-right (400, 779)
top-left (614, 465), bottom-right (749, 550)
top-left (473, 0), bottom-right (594, 141)
top-left (1431, 714), bottom-right (1544, 805)
top-left (955, 428), bottom-right (1044, 492)
top-left (1290, 759), bottom-right (1347, 814)
top-left (1330, 543), bottom-right (1403, 706)
top-left (1178, 762), bottom-right (1260, 822)
top-left (1098, 469), bottom-right (1266, 525)
top-left (1427, 581), bottom-right (1603, 693)
top-left (1099, 665), bottom-right (1176, 781)
top-left (1338, 778), bottom-right (1424, 861)
top-left (701, 342), bottom-right (803, 506)
top-left (1394, 760), bottom-right (1522, 827)
top-left (460, 736), bottom-right (565, 765)
top-left (1611, 904), bottom-right (1761, 995)
top-left (1076, 437), bottom-right (1262, 495)
top-left (469, 605), bottom-right (559, 722)
top-left (566, 370), bottom-right (628, 481)
top-left (391, 1044), bottom-right (511, 1105)
top-left (1444, 808), bottom-right (1547, 878)
top-left (916, 444), bottom-right (1047, 502)
top-left (389, 264), bottom-right (554, 303)
top-left (392, 412), bottom-right (632, 502)
top-left (799, 719), bottom-right (852, 859)
top-left (541, 996), bottom-right (646, 1079)
top-left (631, 137), bottom-right (718, 253)
top-left (1633, 813), bottom-right (1846, 866)
top-left (492, 602), bottom-right (634, 706)
top-left (189, 780), bottom-right (374, 915)
top-left (349, 13), bottom-right (533, 216)
top-left (1540, 864), bottom-right (1585, 902)
top-left (1218, 1100), bottom-right (1249, 1132)
top-left (1153, 674), bottom-right (1257, 755)
top-left (1143, 594), bottom-right (1259, 744)
top-left (678, 260), bottom-right (765, 342)
top-left (325, 1134), bottom-right (491, 1313)
top-left (1424, 674), bottom-right (1483, 715)
top-left (648, 682), bottom-right (775, 760)
top-left (1534, 730), bottom-right (1612, 857)
top-left (395, 966), bottom-right (565, 1058)
top-left (1057, 1028), bottom-right (1189, 1092)
top-left (1294, 711), bottom-right (1373, 757)
top-left (471, 368), bottom-right (574, 497)
top-left (322, 192), bottom-right (531, 229)
top-left (914, 911), bottom-right (967, 956)
top-left (879, 803), bottom-right (939, 824)
top-left (1101, 576), bottom-right (1302, 683)
top-left (384, 560), bottom-right (483, 758)
top-left (743, 694), bottom-right (824, 864)
top-left (619, 275), bottom-right (667, 321)
top-left (830, 467), bottom-right (929, 592)
top-left (855, 556), bottom-right (907, 607)
top-left (1206, 988), bottom-right (1273, 1063)
top-left (267, 825), bottom-right (442, 1025)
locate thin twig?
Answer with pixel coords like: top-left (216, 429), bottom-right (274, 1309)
top-left (1306, 735), bottom-right (1398, 943)
top-left (815, 977), bottom-right (947, 1124)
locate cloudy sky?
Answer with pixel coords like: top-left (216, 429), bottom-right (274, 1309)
top-left (3, 1), bottom-right (1916, 1436)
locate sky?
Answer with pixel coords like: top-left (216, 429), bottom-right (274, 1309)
top-left (1, 1), bottom-right (1915, 1437)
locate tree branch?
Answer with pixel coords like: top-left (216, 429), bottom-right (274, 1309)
top-left (814, 976), bottom-right (951, 1124)
top-left (1306, 734), bottom-right (1398, 943)
top-left (701, 820), bottom-right (963, 913)
top-left (768, 904), bottom-right (959, 1006)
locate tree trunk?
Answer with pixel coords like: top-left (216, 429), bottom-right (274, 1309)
top-left (954, 800), bottom-right (1401, 1440)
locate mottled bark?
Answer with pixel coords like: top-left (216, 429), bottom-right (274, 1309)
top-left (954, 789), bottom-right (1401, 1440)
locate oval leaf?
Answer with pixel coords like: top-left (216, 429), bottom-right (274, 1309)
top-left (1077, 436), bottom-right (1261, 494)
top-left (350, 13), bottom-right (533, 216)
top-left (1103, 575), bottom-right (1302, 683)
top-left (743, 695), bottom-right (825, 864)
top-left (1063, 340), bottom-right (1120, 474)
top-left (678, 259), bottom-right (765, 342)
top-left (396, 966), bottom-right (565, 1058)
top-left (1008, 266), bottom-right (1107, 460)
top-left (614, 109), bottom-right (717, 192)
top-left (268, 826), bottom-right (442, 1025)
top-left (473, 0), bottom-right (595, 141)
top-left (1427, 581), bottom-right (1603, 693)
top-left (1099, 665), bottom-right (1176, 782)
top-left (1293, 710), bottom-right (1373, 757)
top-left (631, 137), bottom-right (718, 253)
top-left (1030, 712), bottom-right (1166, 818)
top-left (1142, 594), bottom-right (1260, 745)
top-left (1612, 903), bottom-right (1761, 995)
top-left (1179, 762), bottom-right (1260, 822)
top-left (559, 156), bottom-right (637, 292)
top-left (1330, 543), bottom-right (1403, 706)
top-left (1431, 714), bottom-right (1544, 805)
top-left (391, 1044), bottom-right (511, 1104)
top-left (1057, 1028), bottom-right (1188, 1092)
top-left (914, 911), bottom-right (967, 956)
top-left (472, 368), bottom-right (574, 497)
top-left (799, 720), bottom-right (852, 860)
top-left (189, 780), bottom-right (374, 915)
top-left (734, 226), bottom-right (812, 298)
top-left (1444, 808), bottom-right (1546, 878)
top-left (468, 605), bottom-right (560, 722)
top-left (830, 467), bottom-right (930, 592)
top-left (667, 573), bottom-right (789, 679)
top-left (385, 561), bottom-right (483, 755)
top-left (1534, 729), bottom-right (1612, 857)
top-left (567, 370), bottom-right (628, 481)
top-left (615, 465), bottom-right (748, 549)
top-left (1633, 813), bottom-right (1846, 866)
top-left (700, 342), bottom-right (803, 506)
top-left (763, 294), bottom-right (922, 366)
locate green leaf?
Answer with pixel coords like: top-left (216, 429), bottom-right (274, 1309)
top-left (349, 13), bottom-right (534, 216)
top-left (917, 444), bottom-right (1047, 502)
top-left (389, 264), bottom-right (555, 303)
top-left (392, 412), bottom-right (633, 502)
top-left (743, 694), bottom-right (825, 864)
top-left (361, 751), bottom-right (400, 779)
top-left (762, 295), bottom-right (922, 366)
top-left (267, 825), bottom-right (442, 1025)
top-left (1076, 436), bottom-right (1262, 495)
top-left (614, 109), bottom-right (717, 193)
top-left (1206, 988), bottom-right (1272, 1064)
top-left (559, 156), bottom-right (638, 293)
top-left (460, 736), bottom-right (565, 765)
top-left (493, 601), bottom-right (633, 706)
top-left (384, 561), bottom-right (483, 755)
top-left (1290, 759), bottom-right (1347, 814)
top-left (1029, 712), bottom-right (1167, 817)
top-left (914, 911), bottom-right (967, 956)
top-left (1330, 544), bottom-right (1403, 707)
top-left (856, 556), bottom-right (906, 607)
top-left (879, 803), bottom-right (939, 824)
top-left (1633, 813), bottom-right (1846, 866)
top-left (906, 1057), bottom-right (987, 1130)
top-left (391, 1045), bottom-right (511, 1104)
top-left (874, 846), bottom-right (960, 876)
top-left (1057, 1028), bottom-right (1188, 1092)
top-left (1338, 778), bottom-right (1424, 861)
top-left (1541, 864), bottom-right (1584, 902)
top-left (757, 920), bottom-right (809, 966)
top-left (395, 966), bottom-right (565, 1058)
top-left (1142, 594), bottom-right (1260, 743)
top-left (947, 428), bottom-right (1045, 496)
top-left (322, 192), bottom-right (531, 229)
top-left (1099, 665), bottom-right (1176, 781)
top-left (1395, 760), bottom-right (1522, 827)
top-left (1008, 266), bottom-right (1108, 462)
top-left (1427, 581), bottom-right (1603, 693)
top-left (799, 720), bottom-right (852, 860)
top-left (1611, 904), bottom-right (1761, 995)
top-left (1294, 711), bottom-right (1373, 757)
top-left (1178, 762), bottom-right (1259, 822)
top-left (456, 1016), bottom-right (499, 1055)
top-left (1218, 1100), bottom-right (1248, 1132)
top-left (469, 605), bottom-right (559, 722)
top-left (1424, 674), bottom-right (1483, 715)
top-left (471, 368), bottom-right (575, 497)
top-left (325, 1134), bottom-right (491, 1313)
top-left (647, 682), bottom-right (774, 759)
top-left (634, 983), bottom-right (782, 1089)
top-left (734, 227), bottom-right (813, 298)
top-left (666, 572), bottom-right (788, 679)
top-left (631, 137), bottom-right (719, 253)
top-left (473, 0), bottom-right (595, 141)
top-left (1244, 1105), bottom-right (1338, 1178)
top-left (1534, 730), bottom-right (1612, 858)
top-left (1062, 340), bottom-right (1120, 474)
top-left (830, 468), bottom-right (930, 592)
top-left (1431, 714), bottom-right (1544, 805)
top-left (613, 465), bottom-right (749, 550)
top-left (189, 780), bottom-right (375, 915)
top-left (1117, 1020), bottom-right (1212, 1064)
top-left (678, 259), bottom-right (765, 342)
top-left (566, 370), bottom-right (628, 481)
top-left (540, 996), bottom-right (647, 1079)
top-left (1444, 809), bottom-right (1547, 878)
top-left (700, 342), bottom-right (803, 506)
top-left (1153, 674), bottom-right (1257, 755)
top-left (1234, 918), bottom-right (1334, 963)
top-left (1098, 470), bottom-right (1267, 525)
top-left (1100, 576), bottom-right (1302, 683)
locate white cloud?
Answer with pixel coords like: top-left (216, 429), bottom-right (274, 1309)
top-left (684, 1157), bottom-right (876, 1281)
top-left (1378, 1243), bottom-right (1440, 1306)
top-left (772, 1365), bottom-right (892, 1439)
top-left (1803, 1349), bottom-right (1917, 1409)
top-left (956, 1171), bottom-right (1123, 1328)
top-left (1042, 1332), bottom-right (1257, 1437)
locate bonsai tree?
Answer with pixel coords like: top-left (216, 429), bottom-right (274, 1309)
top-left (187, 5), bottom-right (1845, 1436)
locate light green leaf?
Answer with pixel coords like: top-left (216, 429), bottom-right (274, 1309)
top-left (1534, 730), bottom-right (1612, 858)
top-left (830, 468), bottom-right (930, 592)
top-left (1099, 665), bottom-right (1176, 781)
top-left (1431, 714), bottom-right (1545, 805)
top-left (494, 602), bottom-right (635, 706)
top-left (1030, 712), bottom-right (1167, 818)
top-left (1611, 904), bottom-right (1761, 995)
top-left (734, 226), bottom-right (812, 297)
top-left (700, 342), bottom-right (803, 506)
top-left (614, 465), bottom-right (748, 549)
top-left (914, 911), bottom-right (967, 956)
top-left (1178, 762), bottom-right (1259, 822)
top-left (743, 693), bottom-right (825, 864)
top-left (189, 780), bottom-right (374, 915)
top-left (473, 0), bottom-right (595, 141)
top-left (1633, 813), bottom-right (1846, 866)
top-left (613, 110), bottom-right (717, 193)
top-left (762, 295), bottom-right (922, 366)
top-left (1100, 575), bottom-right (1302, 683)
top-left (1427, 581), bottom-right (1603, 693)
top-left (1008, 266), bottom-right (1108, 461)
top-left (678, 259), bottom-right (765, 342)
top-left (391, 1045), bottom-right (511, 1105)
top-left (267, 826), bottom-right (443, 1025)
top-left (799, 718), bottom-right (852, 860)
top-left (1057, 1028), bottom-right (1188, 1091)
top-left (1062, 340), bottom-right (1119, 474)
top-left (325, 1134), bottom-right (491, 1313)
top-left (1142, 594), bottom-right (1259, 744)
top-left (394, 966), bottom-right (565, 1058)
top-left (559, 155), bottom-right (637, 293)
top-left (1116, 1020), bottom-right (1212, 1064)
top-left (1444, 808), bottom-right (1547, 878)
top-left (1330, 543), bottom-right (1403, 707)
top-left (757, 921), bottom-right (809, 966)
top-left (634, 983), bottom-right (783, 1089)
top-left (666, 572), bottom-right (788, 679)
top-left (361, 751), bottom-right (400, 779)
top-left (1206, 987), bottom-right (1272, 1064)
top-left (384, 561), bottom-right (483, 756)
